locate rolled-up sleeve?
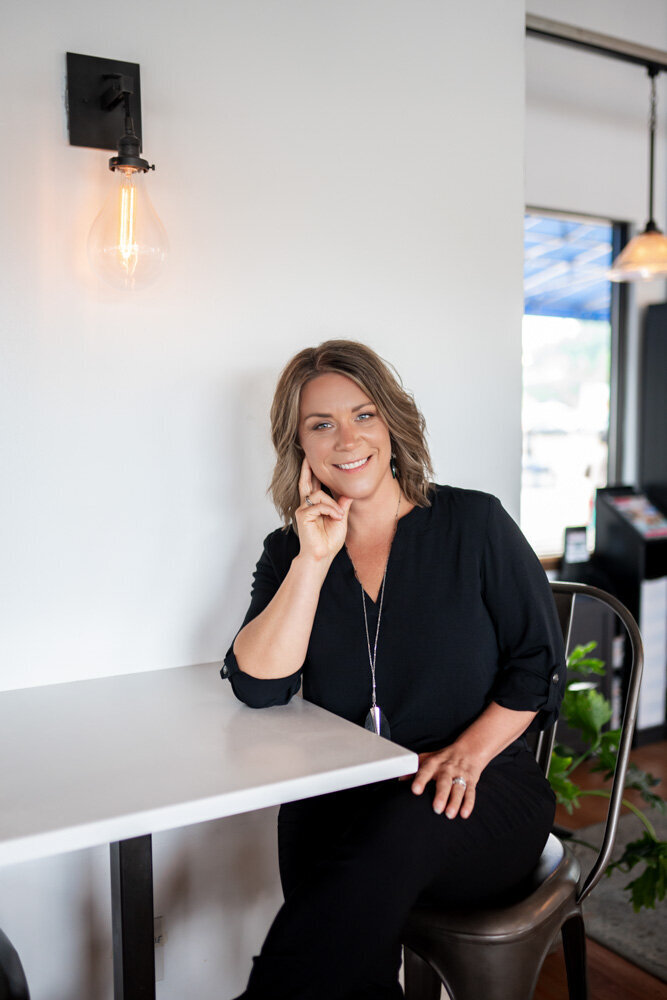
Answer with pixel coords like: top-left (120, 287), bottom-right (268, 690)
top-left (220, 533), bottom-right (302, 708)
top-left (482, 497), bottom-right (566, 730)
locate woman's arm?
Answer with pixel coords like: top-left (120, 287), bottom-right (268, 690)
top-left (233, 552), bottom-right (332, 679)
top-left (408, 703), bottom-right (537, 819)
top-left (407, 496), bottom-right (562, 820)
top-left (233, 456), bottom-right (352, 680)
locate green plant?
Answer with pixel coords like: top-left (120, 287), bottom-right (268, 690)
top-left (549, 641), bottom-right (667, 912)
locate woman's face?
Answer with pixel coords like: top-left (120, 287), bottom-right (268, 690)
top-left (298, 372), bottom-right (393, 499)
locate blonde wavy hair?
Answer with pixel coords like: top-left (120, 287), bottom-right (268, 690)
top-left (269, 340), bottom-right (435, 529)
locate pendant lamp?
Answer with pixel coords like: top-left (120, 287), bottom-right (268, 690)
top-left (609, 68), bottom-right (667, 282)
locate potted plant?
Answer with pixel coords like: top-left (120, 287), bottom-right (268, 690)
top-left (549, 641), bottom-right (667, 912)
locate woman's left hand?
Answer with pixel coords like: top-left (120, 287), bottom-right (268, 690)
top-left (400, 704), bottom-right (537, 819)
top-left (406, 745), bottom-right (487, 820)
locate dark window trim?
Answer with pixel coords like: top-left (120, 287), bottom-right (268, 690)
top-left (608, 221), bottom-right (629, 485)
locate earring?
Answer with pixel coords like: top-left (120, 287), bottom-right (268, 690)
top-left (390, 455), bottom-right (398, 479)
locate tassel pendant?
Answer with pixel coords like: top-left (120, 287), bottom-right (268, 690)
top-left (364, 705), bottom-right (391, 739)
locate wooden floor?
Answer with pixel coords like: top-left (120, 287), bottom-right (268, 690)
top-left (533, 740), bottom-right (667, 1000)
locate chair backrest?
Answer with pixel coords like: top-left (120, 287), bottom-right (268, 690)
top-left (544, 581), bottom-right (644, 904)
top-left (531, 586), bottom-right (577, 776)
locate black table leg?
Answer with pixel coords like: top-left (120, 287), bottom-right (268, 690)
top-left (110, 835), bottom-right (155, 1000)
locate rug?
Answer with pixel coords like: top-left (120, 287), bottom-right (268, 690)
top-left (566, 809), bottom-right (667, 982)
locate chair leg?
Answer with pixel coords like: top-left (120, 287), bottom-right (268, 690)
top-left (561, 914), bottom-right (588, 1000)
top-left (404, 947), bottom-right (443, 1000)
top-left (405, 919), bottom-right (563, 1000)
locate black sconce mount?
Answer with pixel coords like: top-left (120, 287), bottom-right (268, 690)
top-left (66, 52), bottom-right (153, 173)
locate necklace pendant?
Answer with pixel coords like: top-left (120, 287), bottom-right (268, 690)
top-left (364, 705), bottom-right (391, 739)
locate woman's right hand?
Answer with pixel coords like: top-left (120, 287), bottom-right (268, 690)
top-left (295, 456), bottom-right (353, 564)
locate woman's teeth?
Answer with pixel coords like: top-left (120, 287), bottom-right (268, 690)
top-left (335, 457), bottom-right (370, 470)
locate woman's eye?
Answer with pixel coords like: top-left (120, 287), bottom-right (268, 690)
top-left (311, 412), bottom-right (374, 430)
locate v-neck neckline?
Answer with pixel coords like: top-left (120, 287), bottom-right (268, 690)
top-left (342, 530), bottom-right (401, 608)
top-left (335, 496), bottom-right (428, 605)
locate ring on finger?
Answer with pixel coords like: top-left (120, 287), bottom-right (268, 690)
top-left (452, 776), bottom-right (467, 789)
top-left (305, 496), bottom-right (314, 506)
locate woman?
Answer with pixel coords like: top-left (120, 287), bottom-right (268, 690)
top-left (221, 340), bottom-right (565, 1000)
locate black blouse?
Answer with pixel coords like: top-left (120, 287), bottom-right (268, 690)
top-left (221, 485), bottom-right (566, 755)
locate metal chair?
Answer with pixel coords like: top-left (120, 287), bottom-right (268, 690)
top-left (0, 928), bottom-right (30, 1000)
top-left (402, 581), bottom-right (644, 1000)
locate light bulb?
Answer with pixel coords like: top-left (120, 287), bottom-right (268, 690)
top-left (88, 166), bottom-right (168, 290)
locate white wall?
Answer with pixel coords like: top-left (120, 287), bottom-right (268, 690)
top-left (526, 0), bottom-right (667, 484)
top-left (1, 0), bottom-right (526, 697)
top-left (0, 1), bottom-right (526, 996)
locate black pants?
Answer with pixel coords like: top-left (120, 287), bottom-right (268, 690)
top-left (234, 749), bottom-right (555, 1000)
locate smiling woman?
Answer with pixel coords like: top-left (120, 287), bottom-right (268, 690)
top-left (297, 371), bottom-right (414, 613)
top-left (268, 340), bottom-right (434, 531)
top-left (221, 340), bottom-right (566, 1000)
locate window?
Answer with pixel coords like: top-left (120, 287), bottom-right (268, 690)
top-left (521, 211), bottom-right (625, 556)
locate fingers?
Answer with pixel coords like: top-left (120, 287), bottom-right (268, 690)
top-left (435, 776), bottom-right (476, 819)
top-left (299, 490), bottom-right (345, 520)
top-left (459, 785), bottom-right (476, 820)
top-left (299, 501), bottom-right (344, 523)
top-left (433, 776), bottom-right (465, 818)
top-left (410, 753), bottom-right (477, 819)
top-left (298, 455), bottom-right (313, 500)
top-left (297, 456), bottom-right (325, 505)
top-left (297, 457), bottom-right (354, 517)
top-left (410, 754), bottom-right (438, 796)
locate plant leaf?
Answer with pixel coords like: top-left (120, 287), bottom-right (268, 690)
top-left (562, 687), bottom-right (612, 744)
top-left (623, 764), bottom-right (666, 813)
top-left (589, 728), bottom-right (622, 777)
top-left (548, 752), bottom-right (580, 813)
top-left (570, 658), bottom-right (606, 676)
top-left (567, 643), bottom-right (606, 676)
top-left (568, 641), bottom-right (598, 663)
top-left (606, 834), bottom-right (667, 912)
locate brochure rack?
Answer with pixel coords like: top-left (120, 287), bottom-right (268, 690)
top-left (595, 487), bottom-right (667, 742)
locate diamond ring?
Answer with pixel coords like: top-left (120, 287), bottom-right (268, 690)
top-left (452, 776), bottom-right (467, 789)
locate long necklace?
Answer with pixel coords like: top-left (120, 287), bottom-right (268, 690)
top-left (348, 488), bottom-right (401, 738)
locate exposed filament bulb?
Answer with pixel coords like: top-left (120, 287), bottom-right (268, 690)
top-left (118, 169), bottom-right (138, 274)
top-left (88, 165), bottom-right (168, 290)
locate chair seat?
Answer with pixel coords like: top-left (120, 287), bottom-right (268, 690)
top-left (405, 835), bottom-right (580, 941)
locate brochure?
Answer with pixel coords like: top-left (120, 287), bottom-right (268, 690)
top-left (609, 494), bottom-right (667, 538)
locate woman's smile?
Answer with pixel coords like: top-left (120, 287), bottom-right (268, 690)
top-left (333, 456), bottom-right (372, 472)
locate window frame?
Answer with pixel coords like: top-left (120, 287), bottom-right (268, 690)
top-left (523, 206), bottom-right (629, 558)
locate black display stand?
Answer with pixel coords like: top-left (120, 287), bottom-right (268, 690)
top-left (595, 487), bottom-right (667, 744)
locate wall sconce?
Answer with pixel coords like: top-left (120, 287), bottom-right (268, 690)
top-left (66, 52), bottom-right (168, 291)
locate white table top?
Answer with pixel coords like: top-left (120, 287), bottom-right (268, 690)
top-left (0, 663), bottom-right (417, 867)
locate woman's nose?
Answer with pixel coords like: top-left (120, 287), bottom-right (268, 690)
top-left (335, 423), bottom-right (360, 449)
